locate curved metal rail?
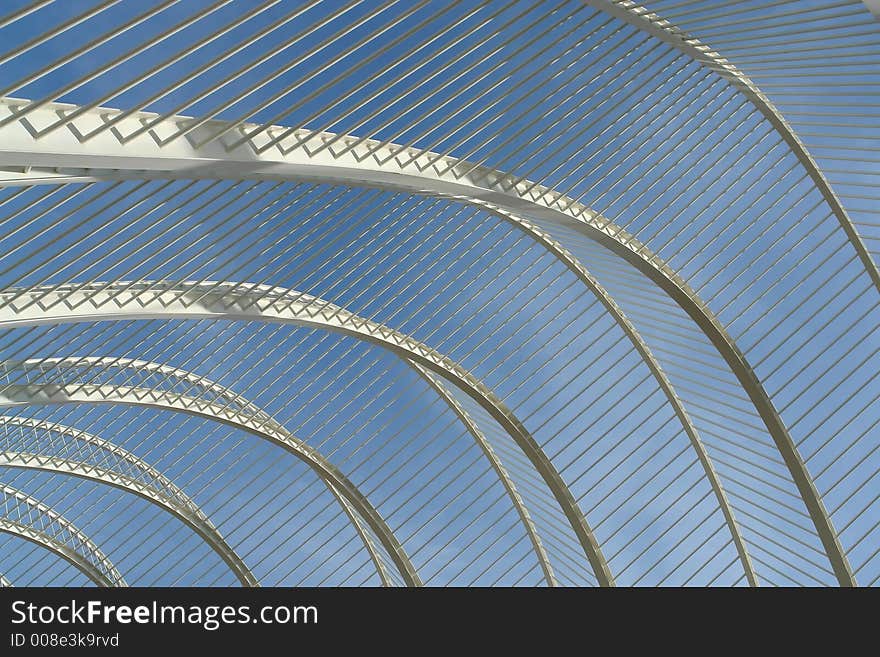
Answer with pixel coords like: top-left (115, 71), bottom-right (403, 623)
top-left (0, 415), bottom-right (258, 586)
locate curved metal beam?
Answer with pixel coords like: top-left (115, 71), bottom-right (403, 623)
top-left (0, 416), bottom-right (258, 587)
top-left (477, 192), bottom-right (854, 585)
top-left (0, 99), bottom-right (848, 582)
top-left (0, 360), bottom-right (420, 588)
top-left (520, 204), bottom-right (855, 586)
top-left (332, 487), bottom-right (396, 587)
top-left (408, 361), bottom-right (558, 587)
top-left (583, 0), bottom-right (880, 295)
top-left (489, 210), bottom-right (759, 587)
top-left (0, 573), bottom-right (11, 586)
top-left (0, 378), bottom-right (562, 584)
top-left (0, 285), bottom-right (614, 586)
top-left (0, 355), bottom-right (565, 586)
top-left (0, 485), bottom-right (125, 587)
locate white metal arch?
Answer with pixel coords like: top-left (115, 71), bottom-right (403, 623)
top-left (0, 360), bottom-right (558, 584)
top-left (0, 285), bottom-right (614, 586)
top-left (0, 358), bottom-right (420, 588)
top-left (585, 0), bottom-right (880, 295)
top-left (0, 415), bottom-right (258, 586)
top-left (0, 573), bottom-right (11, 586)
top-left (0, 484), bottom-right (125, 587)
top-left (0, 97), bottom-right (851, 584)
top-left (333, 488), bottom-right (398, 588)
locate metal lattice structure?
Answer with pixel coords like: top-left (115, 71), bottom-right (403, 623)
top-left (0, 0), bottom-right (877, 587)
top-left (0, 484), bottom-right (125, 586)
top-left (0, 414), bottom-right (258, 585)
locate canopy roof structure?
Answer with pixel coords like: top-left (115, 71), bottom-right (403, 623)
top-left (0, 0), bottom-right (877, 587)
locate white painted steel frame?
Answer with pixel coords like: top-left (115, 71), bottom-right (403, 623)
top-left (0, 96), bottom-right (847, 583)
top-left (0, 354), bottom-right (571, 587)
top-left (0, 484), bottom-right (125, 587)
top-left (497, 212), bottom-right (759, 586)
top-left (0, 285), bottom-right (614, 585)
top-left (0, 350), bottom-right (559, 586)
top-left (0, 1), bottom-right (872, 586)
top-left (409, 361), bottom-right (558, 586)
top-left (583, 0), bottom-right (880, 295)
